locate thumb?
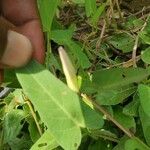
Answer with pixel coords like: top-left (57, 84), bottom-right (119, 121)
top-left (0, 17), bottom-right (33, 68)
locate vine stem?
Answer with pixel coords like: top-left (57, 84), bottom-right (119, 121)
top-left (132, 36), bottom-right (139, 67)
top-left (26, 100), bottom-right (43, 136)
top-left (115, 0), bottom-right (124, 21)
top-left (96, 19), bottom-right (106, 51)
top-left (81, 93), bottom-right (134, 138)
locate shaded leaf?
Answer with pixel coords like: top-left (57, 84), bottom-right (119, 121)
top-left (107, 33), bottom-right (135, 53)
top-left (3, 109), bottom-right (26, 143)
top-left (81, 100), bottom-right (104, 129)
top-left (139, 106), bottom-right (150, 146)
top-left (51, 29), bottom-right (91, 68)
top-left (125, 138), bottom-right (150, 150)
top-left (138, 84), bottom-right (150, 117)
top-left (123, 94), bottom-right (140, 117)
top-left (113, 106), bottom-right (135, 129)
top-left (93, 67), bottom-right (150, 90)
top-left (96, 85), bottom-right (136, 105)
top-left (113, 136), bottom-right (128, 150)
top-left (141, 47), bottom-right (150, 64)
top-left (88, 139), bottom-right (112, 150)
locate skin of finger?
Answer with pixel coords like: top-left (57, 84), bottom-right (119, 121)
top-left (1, 0), bottom-right (45, 63)
top-left (1, 0), bottom-right (38, 25)
top-left (18, 20), bottom-right (45, 64)
top-left (0, 0), bottom-right (45, 83)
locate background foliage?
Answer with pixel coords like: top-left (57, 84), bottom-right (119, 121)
top-left (1, 0), bottom-right (150, 149)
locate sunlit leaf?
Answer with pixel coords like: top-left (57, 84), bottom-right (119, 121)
top-left (16, 61), bottom-right (85, 150)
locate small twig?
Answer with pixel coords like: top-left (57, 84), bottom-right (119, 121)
top-left (115, 0), bottom-right (124, 21)
top-left (132, 36), bottom-right (139, 67)
top-left (81, 94), bottom-right (134, 138)
top-left (109, 0), bottom-right (115, 18)
top-left (26, 100), bottom-right (43, 136)
top-left (109, 0), bottom-right (118, 28)
top-left (96, 19), bottom-right (106, 51)
top-left (132, 16), bottom-right (149, 67)
top-left (108, 55), bottom-right (141, 68)
top-left (130, 6), bottom-right (150, 17)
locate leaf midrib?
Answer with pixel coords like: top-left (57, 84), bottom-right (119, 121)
top-left (23, 68), bottom-right (82, 128)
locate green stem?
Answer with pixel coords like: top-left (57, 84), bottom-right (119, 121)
top-left (26, 101), bottom-right (43, 136)
top-left (81, 94), bottom-right (134, 138)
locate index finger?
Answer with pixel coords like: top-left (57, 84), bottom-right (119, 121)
top-left (1, 0), bottom-right (45, 63)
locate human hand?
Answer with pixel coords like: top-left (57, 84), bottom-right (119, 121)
top-left (0, 0), bottom-right (45, 81)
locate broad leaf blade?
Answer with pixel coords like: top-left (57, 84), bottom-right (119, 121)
top-left (93, 67), bottom-right (150, 90)
top-left (85, 0), bottom-right (97, 17)
top-left (125, 138), bottom-right (150, 150)
top-left (38, 0), bottom-right (60, 32)
top-left (138, 84), bottom-right (150, 117)
top-left (139, 106), bottom-right (150, 146)
top-left (31, 130), bottom-right (58, 150)
top-left (51, 29), bottom-right (91, 69)
top-left (107, 33), bottom-right (135, 53)
top-left (96, 85), bottom-right (136, 105)
top-left (90, 2), bottom-right (107, 26)
top-left (141, 47), bottom-right (150, 64)
top-left (16, 61), bottom-right (85, 150)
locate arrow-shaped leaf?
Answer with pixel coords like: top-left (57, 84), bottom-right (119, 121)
top-left (16, 60), bottom-right (85, 150)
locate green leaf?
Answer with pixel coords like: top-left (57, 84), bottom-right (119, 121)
top-left (51, 29), bottom-right (91, 68)
top-left (16, 61), bottom-right (85, 150)
top-left (3, 70), bottom-right (20, 88)
top-left (113, 136), bottom-right (128, 150)
top-left (90, 2), bottom-right (107, 26)
top-left (138, 84), bottom-right (150, 117)
top-left (125, 138), bottom-right (150, 150)
top-left (139, 31), bottom-right (150, 45)
top-left (3, 109), bottom-right (26, 143)
top-left (68, 41), bottom-right (91, 68)
top-left (51, 29), bottom-right (74, 43)
top-left (107, 33), bottom-right (135, 53)
top-left (8, 133), bottom-right (33, 150)
top-left (28, 118), bottom-right (40, 143)
top-left (85, 0), bottom-right (97, 17)
top-left (123, 94), bottom-right (140, 117)
top-left (113, 106), bottom-right (135, 129)
top-left (139, 106), bottom-right (150, 146)
top-left (141, 47), bottom-right (150, 64)
top-left (0, 102), bottom-right (6, 120)
top-left (72, 0), bottom-right (85, 4)
top-left (93, 67), bottom-right (150, 90)
top-left (37, 0), bottom-right (60, 32)
top-left (96, 85), bottom-right (136, 105)
top-left (88, 139), bottom-right (112, 150)
top-left (31, 130), bottom-right (58, 150)
top-left (90, 129), bottom-right (119, 142)
top-left (139, 17), bottom-right (150, 45)
top-left (81, 100), bottom-right (104, 129)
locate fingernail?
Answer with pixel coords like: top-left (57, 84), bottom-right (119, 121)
top-left (0, 30), bottom-right (33, 68)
